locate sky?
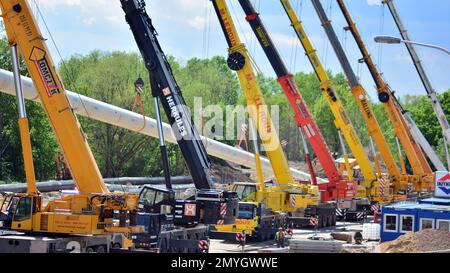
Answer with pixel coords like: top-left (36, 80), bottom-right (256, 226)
top-left (23, 0), bottom-right (450, 100)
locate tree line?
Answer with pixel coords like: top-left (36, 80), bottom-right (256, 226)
top-left (0, 41), bottom-right (448, 183)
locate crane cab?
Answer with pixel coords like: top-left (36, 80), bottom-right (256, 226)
top-left (0, 194), bottom-right (42, 231)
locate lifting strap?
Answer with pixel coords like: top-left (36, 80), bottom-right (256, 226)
top-left (132, 76), bottom-right (147, 132)
top-left (236, 123), bottom-right (250, 163)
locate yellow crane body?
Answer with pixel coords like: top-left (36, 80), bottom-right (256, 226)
top-left (336, 0), bottom-right (434, 192)
top-left (211, 0), bottom-right (321, 214)
top-left (212, 0), bottom-right (294, 186)
top-left (280, 0), bottom-right (376, 195)
top-left (1, 0), bottom-right (107, 195)
top-left (311, 0), bottom-right (407, 194)
top-left (0, 0), bottom-right (143, 236)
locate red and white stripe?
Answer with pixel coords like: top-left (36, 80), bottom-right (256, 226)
top-left (236, 233), bottom-right (246, 242)
top-left (220, 203), bottom-right (227, 218)
top-left (198, 240), bottom-right (209, 250)
top-left (291, 196), bottom-right (296, 207)
top-left (371, 204), bottom-right (380, 212)
top-left (216, 219), bottom-right (224, 225)
top-left (310, 217), bottom-right (319, 227)
top-left (379, 177), bottom-right (386, 196)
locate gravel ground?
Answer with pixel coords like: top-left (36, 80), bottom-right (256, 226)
top-left (379, 229), bottom-right (450, 253)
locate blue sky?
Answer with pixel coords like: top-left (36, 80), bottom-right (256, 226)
top-left (25, 0), bottom-right (450, 100)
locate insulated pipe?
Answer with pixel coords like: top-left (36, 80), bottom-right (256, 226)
top-left (0, 177), bottom-right (195, 193)
top-left (0, 69), bottom-right (326, 183)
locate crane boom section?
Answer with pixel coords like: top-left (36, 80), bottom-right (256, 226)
top-left (239, 0), bottom-right (344, 186)
top-left (0, 0), bottom-right (108, 194)
top-left (120, 0), bottom-right (213, 189)
top-left (384, 0), bottom-right (450, 144)
top-left (311, 0), bottom-right (402, 191)
top-left (211, 0), bottom-right (295, 185)
top-left (336, 0), bottom-right (432, 177)
top-left (279, 0), bottom-right (376, 188)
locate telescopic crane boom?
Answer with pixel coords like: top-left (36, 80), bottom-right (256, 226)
top-left (384, 0), bottom-right (450, 147)
top-left (237, 0), bottom-right (357, 201)
top-left (120, 0), bottom-right (239, 228)
top-left (278, 0), bottom-right (377, 196)
top-left (209, 0), bottom-right (334, 214)
top-left (121, 0), bottom-right (213, 190)
top-left (311, 0), bottom-right (404, 193)
top-left (336, 0), bottom-right (434, 191)
top-left (0, 0), bottom-right (141, 237)
top-left (210, 0), bottom-right (295, 187)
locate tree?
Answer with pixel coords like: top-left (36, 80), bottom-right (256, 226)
top-left (0, 37), bottom-right (58, 183)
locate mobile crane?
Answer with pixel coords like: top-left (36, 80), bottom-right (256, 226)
top-left (119, 0), bottom-right (239, 253)
top-left (278, 0), bottom-right (389, 205)
top-left (209, 0), bottom-right (342, 241)
top-left (237, 0), bottom-right (374, 221)
top-left (237, 0), bottom-right (357, 201)
top-left (0, 0), bottom-right (143, 253)
top-left (384, 0), bottom-right (450, 153)
top-left (335, 0), bottom-right (435, 192)
top-left (311, 0), bottom-right (415, 196)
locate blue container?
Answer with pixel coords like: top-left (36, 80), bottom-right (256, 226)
top-left (380, 199), bottom-right (450, 242)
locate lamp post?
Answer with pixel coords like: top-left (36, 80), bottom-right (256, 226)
top-left (374, 35), bottom-right (450, 55)
top-left (375, 35), bottom-right (450, 170)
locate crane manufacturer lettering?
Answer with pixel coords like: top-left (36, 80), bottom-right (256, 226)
top-left (35, 57), bottom-right (60, 97)
top-left (166, 95), bottom-right (187, 137)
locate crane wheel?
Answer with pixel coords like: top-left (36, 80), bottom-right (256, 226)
top-left (378, 92), bottom-right (390, 103)
top-left (227, 52), bottom-right (246, 71)
top-left (86, 247), bottom-right (95, 253)
top-left (96, 246), bottom-right (106, 253)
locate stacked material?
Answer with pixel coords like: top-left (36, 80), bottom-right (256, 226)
top-left (379, 230), bottom-right (450, 253)
top-left (289, 239), bottom-right (344, 253)
top-left (258, 248), bottom-right (289, 253)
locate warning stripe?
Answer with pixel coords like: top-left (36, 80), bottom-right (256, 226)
top-left (310, 217), bottom-right (319, 226)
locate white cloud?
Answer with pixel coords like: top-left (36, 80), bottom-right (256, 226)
top-left (272, 33), bottom-right (300, 47)
top-left (82, 17), bottom-right (96, 26)
top-left (105, 15), bottom-right (121, 24)
top-left (179, 0), bottom-right (207, 10)
top-left (366, 0), bottom-right (382, 6)
top-left (394, 54), bottom-right (412, 62)
top-left (187, 16), bottom-right (206, 30)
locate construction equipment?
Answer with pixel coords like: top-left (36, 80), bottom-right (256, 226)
top-left (336, 0), bottom-right (435, 193)
top-left (311, 0), bottom-right (414, 197)
top-left (238, 0), bottom-right (357, 202)
top-left (210, 0), bottom-right (339, 241)
top-left (384, 0), bottom-right (450, 154)
top-left (0, 0), bottom-right (142, 253)
top-left (278, 0), bottom-right (380, 204)
top-left (119, 0), bottom-right (239, 253)
top-left (238, 0), bottom-right (375, 223)
top-left (0, 67), bottom-right (324, 182)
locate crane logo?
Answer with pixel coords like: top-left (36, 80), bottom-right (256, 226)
top-left (29, 47), bottom-right (60, 97)
top-left (436, 172), bottom-right (450, 197)
top-left (184, 203), bottom-right (196, 217)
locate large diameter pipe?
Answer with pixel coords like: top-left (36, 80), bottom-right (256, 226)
top-left (0, 69), bottom-right (326, 183)
top-left (0, 177), bottom-right (195, 193)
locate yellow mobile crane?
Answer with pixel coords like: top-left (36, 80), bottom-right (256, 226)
top-left (0, 0), bottom-right (142, 253)
top-left (280, 0), bottom-right (383, 202)
top-left (311, 0), bottom-right (409, 196)
top-left (210, 0), bottom-right (338, 240)
top-left (335, 0), bottom-right (434, 192)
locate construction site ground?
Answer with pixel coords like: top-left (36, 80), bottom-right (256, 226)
top-left (209, 220), bottom-right (379, 253)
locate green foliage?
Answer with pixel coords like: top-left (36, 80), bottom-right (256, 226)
top-left (0, 38), bottom-right (58, 183)
top-left (0, 38), bottom-right (448, 182)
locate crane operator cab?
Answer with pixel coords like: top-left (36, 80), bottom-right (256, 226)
top-left (135, 185), bottom-right (238, 229)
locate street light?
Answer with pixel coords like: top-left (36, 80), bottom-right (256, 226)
top-left (374, 35), bottom-right (450, 55)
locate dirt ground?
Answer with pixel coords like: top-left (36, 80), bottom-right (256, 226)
top-left (379, 229), bottom-right (450, 253)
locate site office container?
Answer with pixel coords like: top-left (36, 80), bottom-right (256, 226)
top-left (381, 206), bottom-right (418, 242)
top-left (381, 203), bottom-right (450, 242)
